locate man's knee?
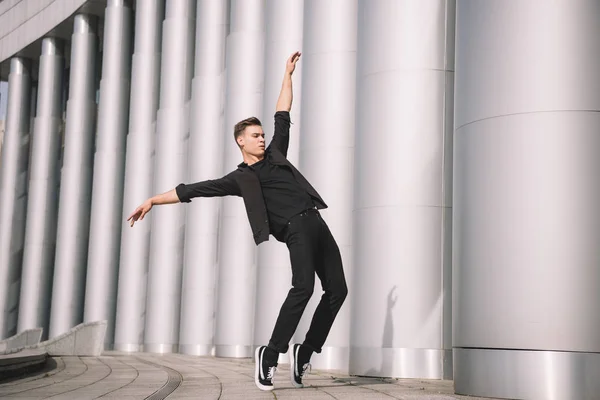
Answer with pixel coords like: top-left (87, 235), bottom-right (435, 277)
top-left (330, 280), bottom-right (348, 305)
top-left (292, 281), bottom-right (314, 300)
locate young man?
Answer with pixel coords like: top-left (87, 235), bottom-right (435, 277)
top-left (128, 52), bottom-right (348, 391)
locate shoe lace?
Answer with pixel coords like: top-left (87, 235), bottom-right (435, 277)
top-left (267, 366), bottom-right (277, 381)
top-left (300, 362), bottom-right (311, 378)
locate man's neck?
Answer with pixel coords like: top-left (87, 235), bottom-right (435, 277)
top-left (243, 154), bottom-right (265, 166)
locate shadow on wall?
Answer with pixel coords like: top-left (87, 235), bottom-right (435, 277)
top-left (364, 285), bottom-right (397, 378)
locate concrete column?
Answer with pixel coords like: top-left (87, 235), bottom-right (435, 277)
top-left (18, 38), bottom-right (65, 337)
top-left (179, 0), bottom-right (228, 356)
top-left (293, 0), bottom-right (357, 371)
top-left (453, 1), bottom-right (600, 398)
top-left (84, 0), bottom-right (133, 349)
top-left (215, 0), bottom-right (265, 358)
top-left (253, 0), bottom-right (304, 361)
top-left (0, 57), bottom-right (31, 338)
top-left (49, 14), bottom-right (98, 339)
top-left (350, 0), bottom-right (455, 379)
top-left (144, 0), bottom-right (195, 354)
top-left (114, 0), bottom-right (164, 353)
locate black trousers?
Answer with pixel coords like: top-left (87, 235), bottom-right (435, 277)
top-left (268, 209), bottom-right (348, 354)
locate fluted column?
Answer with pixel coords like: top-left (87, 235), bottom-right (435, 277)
top-left (144, 0), bottom-right (195, 354)
top-left (0, 57), bottom-right (31, 338)
top-left (114, 0), bottom-right (165, 353)
top-left (253, 0), bottom-right (304, 360)
top-left (215, 0), bottom-right (265, 358)
top-left (351, 0), bottom-right (455, 379)
top-left (18, 38), bottom-right (65, 336)
top-left (179, 0), bottom-right (228, 356)
top-left (293, 0), bottom-right (357, 371)
top-left (84, 0), bottom-right (133, 349)
top-left (49, 14), bottom-right (98, 339)
top-left (453, 1), bottom-right (600, 398)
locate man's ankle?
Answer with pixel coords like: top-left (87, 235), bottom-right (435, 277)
top-left (263, 345), bottom-right (279, 365)
top-left (298, 344), bottom-right (313, 363)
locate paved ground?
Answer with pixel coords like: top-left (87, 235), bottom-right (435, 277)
top-left (0, 351), bottom-right (499, 399)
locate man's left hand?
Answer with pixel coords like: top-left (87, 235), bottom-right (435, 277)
top-left (286, 51), bottom-right (301, 75)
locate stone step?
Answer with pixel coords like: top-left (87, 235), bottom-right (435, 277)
top-left (0, 349), bottom-right (48, 380)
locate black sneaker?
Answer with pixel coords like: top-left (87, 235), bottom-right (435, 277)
top-left (255, 346), bottom-right (277, 391)
top-left (290, 343), bottom-right (312, 388)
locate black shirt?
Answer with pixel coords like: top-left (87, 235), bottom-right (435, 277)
top-left (176, 111), bottom-right (327, 245)
top-left (246, 156), bottom-right (314, 237)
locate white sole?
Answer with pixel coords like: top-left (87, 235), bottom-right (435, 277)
top-left (255, 346), bottom-right (274, 391)
top-left (289, 345), bottom-right (304, 388)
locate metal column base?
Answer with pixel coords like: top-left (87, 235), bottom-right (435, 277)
top-left (350, 347), bottom-right (452, 379)
top-left (113, 343), bottom-right (141, 352)
top-left (310, 346), bottom-right (350, 372)
top-left (179, 344), bottom-right (215, 356)
top-left (215, 345), bottom-right (253, 358)
top-left (143, 343), bottom-right (178, 354)
top-left (454, 348), bottom-right (600, 400)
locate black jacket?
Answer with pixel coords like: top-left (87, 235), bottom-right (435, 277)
top-left (176, 111), bottom-right (327, 245)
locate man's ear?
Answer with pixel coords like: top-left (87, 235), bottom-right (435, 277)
top-left (236, 135), bottom-right (243, 148)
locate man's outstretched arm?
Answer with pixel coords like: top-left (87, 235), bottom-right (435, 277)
top-left (127, 189), bottom-right (180, 227)
top-left (127, 172), bottom-right (240, 227)
top-left (276, 51), bottom-right (300, 112)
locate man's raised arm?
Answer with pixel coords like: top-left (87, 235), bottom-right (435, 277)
top-left (276, 51), bottom-right (301, 112)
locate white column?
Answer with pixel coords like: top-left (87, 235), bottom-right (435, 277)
top-left (215, 0), bottom-right (265, 358)
top-left (0, 57), bottom-right (31, 338)
top-left (179, 0), bottom-right (229, 356)
top-left (49, 14), bottom-right (98, 339)
top-left (253, 0), bottom-right (304, 361)
top-left (351, 0), bottom-right (455, 379)
top-left (18, 38), bottom-right (65, 337)
top-left (293, 0), bottom-right (357, 371)
top-left (454, 1), bottom-right (600, 398)
top-left (84, 0), bottom-right (133, 348)
top-left (114, 0), bottom-right (164, 353)
top-left (144, 0), bottom-right (196, 354)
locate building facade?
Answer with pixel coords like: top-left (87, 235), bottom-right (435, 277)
top-left (0, 1), bottom-right (598, 399)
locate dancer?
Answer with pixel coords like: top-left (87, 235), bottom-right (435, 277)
top-left (128, 51), bottom-right (347, 391)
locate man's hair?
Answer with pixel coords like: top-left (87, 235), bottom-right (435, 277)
top-left (234, 117), bottom-right (262, 143)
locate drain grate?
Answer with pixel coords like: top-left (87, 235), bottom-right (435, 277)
top-left (134, 356), bottom-right (183, 400)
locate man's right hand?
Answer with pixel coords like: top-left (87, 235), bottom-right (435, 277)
top-left (127, 199), bottom-right (153, 227)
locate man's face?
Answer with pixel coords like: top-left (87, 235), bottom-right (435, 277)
top-left (238, 125), bottom-right (265, 157)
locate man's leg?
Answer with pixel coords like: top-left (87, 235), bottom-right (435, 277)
top-left (267, 216), bottom-right (319, 356)
top-left (256, 217), bottom-right (320, 391)
top-left (302, 219), bottom-right (348, 354)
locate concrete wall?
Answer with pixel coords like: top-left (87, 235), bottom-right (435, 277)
top-left (0, 0), bottom-right (90, 63)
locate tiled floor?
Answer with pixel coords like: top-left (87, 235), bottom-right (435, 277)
top-left (0, 351), bottom-right (500, 399)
